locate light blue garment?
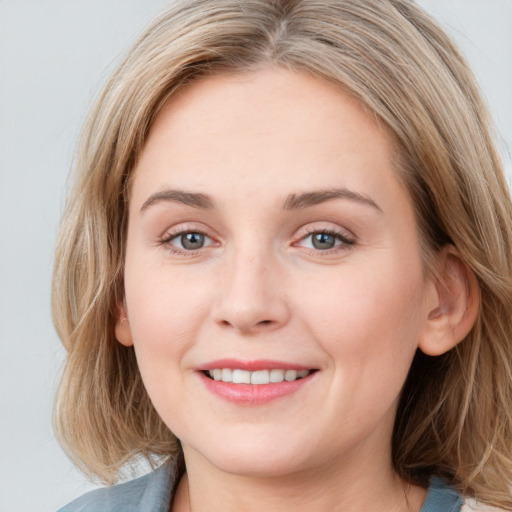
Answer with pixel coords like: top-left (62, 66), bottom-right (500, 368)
top-left (56, 464), bottom-right (173, 512)
top-left (56, 464), bottom-right (463, 512)
top-left (421, 477), bottom-right (463, 512)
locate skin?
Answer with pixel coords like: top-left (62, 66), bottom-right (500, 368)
top-left (116, 67), bottom-right (477, 511)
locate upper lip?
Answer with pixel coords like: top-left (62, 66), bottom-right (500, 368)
top-left (198, 359), bottom-right (314, 372)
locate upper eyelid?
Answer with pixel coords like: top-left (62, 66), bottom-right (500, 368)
top-left (302, 230), bottom-right (352, 241)
top-left (159, 221), bottom-right (212, 238)
top-left (161, 229), bottom-right (213, 244)
top-left (294, 222), bottom-right (356, 240)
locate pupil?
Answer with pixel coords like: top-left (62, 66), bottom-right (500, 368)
top-left (312, 233), bottom-right (335, 250)
top-left (181, 232), bottom-right (204, 250)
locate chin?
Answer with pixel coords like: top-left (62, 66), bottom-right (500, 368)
top-left (212, 451), bottom-right (309, 479)
top-left (184, 431), bottom-right (316, 478)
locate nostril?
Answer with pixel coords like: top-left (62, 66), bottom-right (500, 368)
top-left (213, 299), bottom-right (290, 333)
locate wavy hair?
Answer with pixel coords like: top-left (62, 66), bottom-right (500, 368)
top-left (52, 0), bottom-right (512, 506)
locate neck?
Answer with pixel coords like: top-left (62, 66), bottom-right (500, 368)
top-left (172, 445), bottom-right (426, 512)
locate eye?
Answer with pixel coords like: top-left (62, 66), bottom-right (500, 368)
top-left (310, 232), bottom-right (338, 250)
top-left (177, 232), bottom-right (208, 250)
top-left (298, 229), bottom-right (355, 251)
top-left (160, 230), bottom-right (214, 252)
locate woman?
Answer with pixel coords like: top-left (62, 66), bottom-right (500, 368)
top-left (53, 1), bottom-right (512, 510)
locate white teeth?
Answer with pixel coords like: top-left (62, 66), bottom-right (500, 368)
top-left (269, 369), bottom-right (285, 383)
top-left (221, 368), bottom-right (232, 382)
top-left (232, 369), bottom-right (251, 384)
top-left (284, 370), bottom-right (297, 381)
top-left (251, 370), bottom-right (270, 385)
top-left (206, 368), bottom-right (311, 384)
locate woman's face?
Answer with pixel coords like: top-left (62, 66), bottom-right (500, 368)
top-left (118, 68), bottom-right (437, 478)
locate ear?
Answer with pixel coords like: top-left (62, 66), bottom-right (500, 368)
top-left (114, 299), bottom-right (134, 347)
top-left (418, 246), bottom-right (479, 356)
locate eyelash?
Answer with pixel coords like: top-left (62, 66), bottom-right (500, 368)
top-left (295, 228), bottom-right (356, 255)
top-left (157, 227), bottom-right (356, 256)
top-left (157, 228), bottom-right (214, 255)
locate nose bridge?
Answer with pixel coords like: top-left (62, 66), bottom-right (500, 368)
top-left (213, 240), bottom-right (289, 333)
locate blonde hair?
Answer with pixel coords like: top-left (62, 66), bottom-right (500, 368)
top-left (53, 0), bottom-right (512, 506)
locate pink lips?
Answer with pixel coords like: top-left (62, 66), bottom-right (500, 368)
top-left (197, 359), bottom-right (316, 405)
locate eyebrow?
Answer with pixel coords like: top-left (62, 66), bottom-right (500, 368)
top-left (140, 189), bottom-right (215, 213)
top-left (283, 188), bottom-right (382, 212)
top-left (139, 187), bottom-right (381, 214)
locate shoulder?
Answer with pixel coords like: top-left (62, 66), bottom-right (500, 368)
top-left (462, 500), bottom-right (510, 512)
top-left (422, 477), bottom-right (464, 511)
top-left (56, 463), bottom-right (174, 512)
top-left (423, 478), bottom-right (509, 512)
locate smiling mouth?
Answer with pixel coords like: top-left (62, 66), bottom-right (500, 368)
top-left (202, 368), bottom-right (315, 384)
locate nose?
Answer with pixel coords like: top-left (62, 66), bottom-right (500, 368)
top-left (212, 248), bottom-right (291, 335)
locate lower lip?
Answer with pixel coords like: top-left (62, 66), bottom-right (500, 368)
top-left (199, 372), bottom-right (315, 405)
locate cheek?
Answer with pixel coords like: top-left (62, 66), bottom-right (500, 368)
top-left (296, 257), bottom-right (426, 376)
top-left (123, 262), bottom-right (214, 382)
top-left (123, 269), bottom-right (217, 430)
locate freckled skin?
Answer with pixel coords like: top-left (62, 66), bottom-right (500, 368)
top-left (117, 68), bottom-right (435, 511)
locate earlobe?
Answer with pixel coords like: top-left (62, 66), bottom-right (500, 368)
top-left (114, 300), bottom-right (134, 347)
top-left (418, 246), bottom-right (479, 356)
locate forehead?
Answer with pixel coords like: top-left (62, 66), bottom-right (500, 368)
top-left (131, 67), bottom-right (404, 212)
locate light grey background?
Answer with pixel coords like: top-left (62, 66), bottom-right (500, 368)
top-left (0, 1), bottom-right (511, 511)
